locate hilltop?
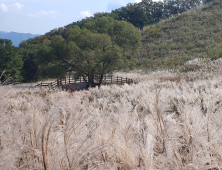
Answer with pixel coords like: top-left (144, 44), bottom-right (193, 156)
top-left (140, 0), bottom-right (222, 70)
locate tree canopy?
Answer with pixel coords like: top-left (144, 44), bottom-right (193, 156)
top-left (0, 39), bottom-right (23, 82)
top-left (37, 17), bottom-right (141, 86)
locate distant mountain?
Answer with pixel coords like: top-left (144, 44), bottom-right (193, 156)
top-left (0, 31), bottom-right (40, 47)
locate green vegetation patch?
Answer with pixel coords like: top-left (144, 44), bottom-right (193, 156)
top-left (140, 0), bottom-right (222, 71)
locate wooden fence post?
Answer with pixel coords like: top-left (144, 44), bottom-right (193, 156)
top-left (111, 76), bottom-right (112, 83)
top-left (121, 77), bottom-right (122, 84)
top-left (117, 76), bottom-right (118, 84)
top-left (69, 76), bottom-right (70, 84)
top-left (65, 78), bottom-right (66, 85)
top-left (126, 77), bottom-right (127, 84)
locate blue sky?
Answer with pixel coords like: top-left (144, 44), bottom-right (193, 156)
top-left (0, 0), bottom-right (145, 35)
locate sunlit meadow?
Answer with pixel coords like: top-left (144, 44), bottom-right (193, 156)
top-left (1, 58), bottom-right (222, 170)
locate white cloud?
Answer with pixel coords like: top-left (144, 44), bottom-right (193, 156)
top-left (39, 10), bottom-right (55, 15)
top-left (80, 10), bottom-right (92, 18)
top-left (29, 10), bottom-right (56, 17)
top-left (14, 2), bottom-right (24, 10)
top-left (0, 3), bottom-right (8, 12)
top-left (107, 0), bottom-right (140, 11)
top-left (0, 2), bottom-right (24, 12)
top-left (28, 13), bottom-right (37, 17)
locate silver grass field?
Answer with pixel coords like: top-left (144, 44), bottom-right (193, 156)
top-left (1, 59), bottom-right (222, 170)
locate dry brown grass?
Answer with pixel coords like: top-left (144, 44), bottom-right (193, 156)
top-left (1, 68), bottom-right (222, 169)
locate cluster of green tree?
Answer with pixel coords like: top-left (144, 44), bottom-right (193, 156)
top-left (16, 17), bottom-right (141, 85)
top-left (0, 39), bottom-right (23, 83)
top-left (140, 0), bottom-right (222, 70)
top-left (37, 17), bottom-right (141, 86)
top-left (0, 34), bottom-right (52, 83)
top-left (114, 0), bottom-right (214, 30)
top-left (18, 35), bottom-right (53, 82)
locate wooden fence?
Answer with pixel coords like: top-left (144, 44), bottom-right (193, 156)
top-left (99, 76), bottom-right (133, 85)
top-left (37, 76), bottom-right (133, 88)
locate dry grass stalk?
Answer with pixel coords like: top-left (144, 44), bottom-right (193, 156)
top-left (1, 70), bottom-right (222, 169)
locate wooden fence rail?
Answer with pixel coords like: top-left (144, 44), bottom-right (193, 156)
top-left (37, 76), bottom-right (133, 88)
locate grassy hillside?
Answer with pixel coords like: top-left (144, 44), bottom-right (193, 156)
top-left (140, 0), bottom-right (222, 70)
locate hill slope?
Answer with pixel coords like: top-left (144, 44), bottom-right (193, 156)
top-left (0, 31), bottom-right (40, 47)
top-left (140, 0), bottom-right (222, 70)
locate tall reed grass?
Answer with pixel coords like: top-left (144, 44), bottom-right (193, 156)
top-left (1, 60), bottom-right (222, 169)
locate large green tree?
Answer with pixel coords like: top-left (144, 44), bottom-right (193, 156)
top-left (0, 39), bottom-right (23, 83)
top-left (19, 35), bottom-right (49, 82)
top-left (113, 3), bottom-right (147, 30)
top-left (37, 17), bottom-right (141, 86)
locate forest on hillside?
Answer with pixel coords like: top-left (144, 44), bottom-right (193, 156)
top-left (65, 0), bottom-right (214, 31)
top-left (0, 0), bottom-right (219, 84)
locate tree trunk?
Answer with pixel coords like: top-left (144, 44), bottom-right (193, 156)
top-left (99, 74), bottom-right (104, 86)
top-left (88, 73), bottom-right (95, 87)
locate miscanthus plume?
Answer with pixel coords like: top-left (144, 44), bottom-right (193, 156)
top-left (1, 59), bottom-right (222, 170)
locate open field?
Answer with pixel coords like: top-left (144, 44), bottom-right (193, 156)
top-left (1, 59), bottom-right (222, 170)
